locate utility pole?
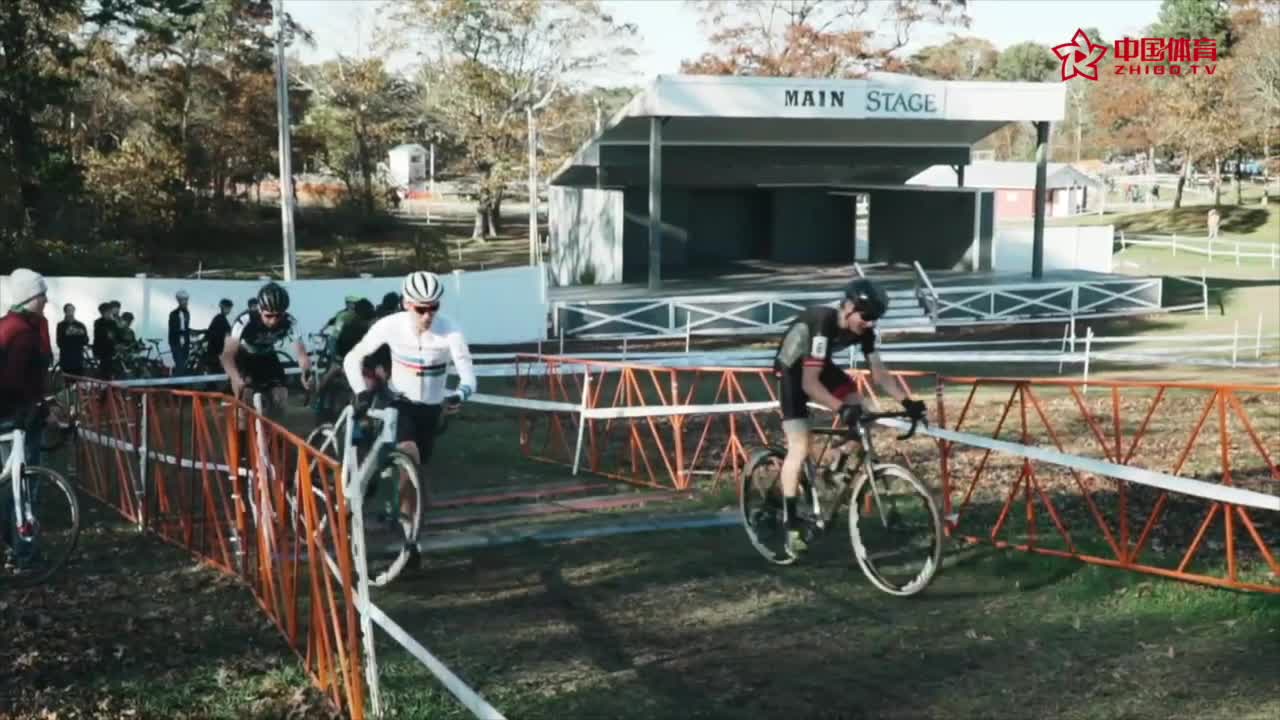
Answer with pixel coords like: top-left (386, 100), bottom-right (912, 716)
top-left (527, 107), bottom-right (539, 266)
top-left (273, 0), bottom-right (298, 281)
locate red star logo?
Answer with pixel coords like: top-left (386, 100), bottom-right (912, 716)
top-left (1053, 29), bottom-right (1109, 81)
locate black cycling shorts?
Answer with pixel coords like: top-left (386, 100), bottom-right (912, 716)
top-left (777, 363), bottom-right (857, 421)
top-left (392, 400), bottom-right (442, 464)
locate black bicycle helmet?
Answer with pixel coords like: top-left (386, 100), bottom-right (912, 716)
top-left (257, 282), bottom-right (290, 313)
top-left (843, 278), bottom-right (889, 321)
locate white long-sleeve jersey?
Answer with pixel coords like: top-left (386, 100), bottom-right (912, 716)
top-left (343, 311), bottom-right (476, 405)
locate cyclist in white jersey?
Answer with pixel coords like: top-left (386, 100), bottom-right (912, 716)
top-left (342, 270), bottom-right (476, 540)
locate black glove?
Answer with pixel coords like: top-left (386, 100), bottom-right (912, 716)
top-left (902, 398), bottom-right (927, 421)
top-left (838, 403), bottom-right (863, 428)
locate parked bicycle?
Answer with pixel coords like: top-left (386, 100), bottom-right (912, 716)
top-left (741, 409), bottom-right (944, 597)
top-left (1, 402), bottom-right (82, 585)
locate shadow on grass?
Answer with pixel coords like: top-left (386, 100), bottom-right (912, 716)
top-left (1107, 202), bottom-right (1275, 238)
top-left (369, 518), bottom-right (1280, 720)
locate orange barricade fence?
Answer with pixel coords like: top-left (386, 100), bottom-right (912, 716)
top-left (937, 376), bottom-right (1279, 593)
top-left (69, 377), bottom-right (367, 719)
top-left (513, 353), bottom-right (938, 490)
top-left (515, 355), bottom-right (1279, 594)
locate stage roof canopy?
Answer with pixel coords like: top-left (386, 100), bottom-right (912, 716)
top-left (550, 72), bottom-right (1067, 189)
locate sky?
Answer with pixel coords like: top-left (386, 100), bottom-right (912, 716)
top-left (285, 0), bottom-right (1166, 82)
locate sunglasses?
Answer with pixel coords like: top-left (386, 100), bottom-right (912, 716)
top-left (261, 311), bottom-right (282, 320)
top-left (410, 303), bottom-right (440, 315)
top-left (847, 304), bottom-right (881, 322)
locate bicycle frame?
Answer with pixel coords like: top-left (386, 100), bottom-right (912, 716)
top-left (324, 402), bottom-right (401, 508)
top-left (2, 427), bottom-right (30, 544)
top-left (804, 413), bottom-right (922, 531)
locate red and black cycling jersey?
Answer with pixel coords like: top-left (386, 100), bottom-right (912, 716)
top-left (773, 306), bottom-right (877, 373)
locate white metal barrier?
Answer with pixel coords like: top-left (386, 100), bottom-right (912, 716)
top-left (1119, 231), bottom-right (1280, 268)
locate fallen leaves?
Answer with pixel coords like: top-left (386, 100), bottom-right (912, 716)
top-left (2, 513), bottom-right (334, 719)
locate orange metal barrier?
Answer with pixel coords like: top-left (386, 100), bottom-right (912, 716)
top-left (514, 354), bottom-right (936, 490)
top-left (937, 376), bottom-right (1279, 593)
top-left (515, 356), bottom-right (1279, 594)
top-left (69, 378), bottom-right (367, 718)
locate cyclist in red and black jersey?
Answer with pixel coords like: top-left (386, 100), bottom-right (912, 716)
top-left (772, 278), bottom-right (927, 557)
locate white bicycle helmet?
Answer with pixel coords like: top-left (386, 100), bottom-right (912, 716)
top-left (402, 271), bottom-right (444, 304)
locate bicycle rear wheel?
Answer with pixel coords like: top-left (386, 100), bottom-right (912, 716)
top-left (2, 467), bottom-right (81, 586)
top-left (740, 448), bottom-right (816, 566)
top-left (848, 463), bottom-right (943, 597)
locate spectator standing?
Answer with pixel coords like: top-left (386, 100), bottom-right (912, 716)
top-left (55, 304), bottom-right (90, 379)
top-left (204, 299), bottom-right (234, 371)
top-left (93, 303), bottom-right (118, 380)
top-left (169, 289), bottom-right (192, 375)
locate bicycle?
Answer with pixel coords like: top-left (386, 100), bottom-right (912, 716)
top-left (741, 410), bottom-right (944, 597)
top-left (299, 389), bottom-right (460, 586)
top-left (1, 403), bottom-right (82, 585)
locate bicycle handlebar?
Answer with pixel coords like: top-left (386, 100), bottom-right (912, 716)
top-left (856, 410), bottom-right (927, 440)
top-left (814, 410), bottom-right (928, 441)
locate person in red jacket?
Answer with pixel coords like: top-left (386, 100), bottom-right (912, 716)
top-left (1, 269), bottom-right (50, 561)
top-left (0, 269), bottom-right (50, 425)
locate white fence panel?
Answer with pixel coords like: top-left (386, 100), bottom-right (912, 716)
top-left (994, 225), bottom-right (1114, 273)
top-left (1, 265), bottom-right (549, 363)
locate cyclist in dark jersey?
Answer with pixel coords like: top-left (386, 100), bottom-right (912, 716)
top-left (311, 298), bottom-right (376, 421)
top-left (772, 278), bottom-right (927, 557)
top-left (220, 282), bottom-right (312, 420)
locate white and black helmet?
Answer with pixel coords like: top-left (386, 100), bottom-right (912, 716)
top-left (401, 271), bottom-right (444, 304)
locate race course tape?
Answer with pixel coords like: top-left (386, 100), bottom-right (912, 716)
top-left (468, 392), bottom-right (1280, 513)
top-left (874, 417), bottom-right (1280, 513)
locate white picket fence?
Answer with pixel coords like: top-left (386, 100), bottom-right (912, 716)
top-left (1119, 231), bottom-right (1280, 268)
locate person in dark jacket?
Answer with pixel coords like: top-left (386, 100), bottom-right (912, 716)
top-left (169, 289), bottom-right (191, 375)
top-left (55, 303), bottom-right (90, 379)
top-left (203, 299), bottom-right (234, 371)
top-left (92, 302), bottom-right (118, 380)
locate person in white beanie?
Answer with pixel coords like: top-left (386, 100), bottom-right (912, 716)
top-left (0, 268), bottom-right (50, 452)
top-left (1, 268), bottom-right (50, 564)
top-left (169, 289), bottom-right (191, 375)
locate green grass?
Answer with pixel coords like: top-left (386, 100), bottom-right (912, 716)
top-left (0, 491), bottom-right (340, 719)
top-left (1054, 198), bottom-right (1279, 243)
top-left (366, 527), bottom-right (1280, 720)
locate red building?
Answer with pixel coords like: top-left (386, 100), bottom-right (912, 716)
top-left (908, 161), bottom-right (1102, 221)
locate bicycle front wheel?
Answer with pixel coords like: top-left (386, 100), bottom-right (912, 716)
top-left (293, 423), bottom-right (341, 539)
top-left (365, 449), bottom-right (422, 587)
top-left (2, 467), bottom-right (81, 586)
top-left (848, 463), bottom-right (943, 597)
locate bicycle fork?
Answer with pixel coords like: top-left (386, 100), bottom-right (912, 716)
top-left (7, 435), bottom-right (37, 552)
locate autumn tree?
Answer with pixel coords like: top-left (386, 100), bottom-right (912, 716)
top-left (391, 0), bottom-right (638, 240)
top-left (0, 0), bottom-right (199, 238)
top-left (681, 0), bottom-right (970, 77)
top-left (298, 57), bottom-right (418, 216)
top-left (130, 0), bottom-right (296, 205)
top-left (1229, 9), bottom-right (1280, 180)
top-left (907, 35), bottom-right (997, 80)
top-left (1151, 0), bottom-right (1235, 50)
top-left (993, 41), bottom-right (1056, 81)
